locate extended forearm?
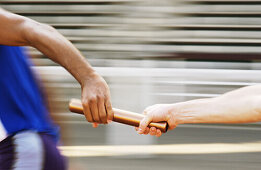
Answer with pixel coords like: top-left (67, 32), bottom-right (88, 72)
top-left (25, 22), bottom-right (95, 85)
top-left (173, 85), bottom-right (261, 125)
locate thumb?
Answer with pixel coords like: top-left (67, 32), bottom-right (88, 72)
top-left (138, 116), bottom-right (152, 134)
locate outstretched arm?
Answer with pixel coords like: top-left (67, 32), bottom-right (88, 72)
top-left (0, 8), bottom-right (113, 125)
top-left (137, 85), bottom-right (261, 137)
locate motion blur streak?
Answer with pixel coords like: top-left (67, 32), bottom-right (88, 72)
top-left (3, 0), bottom-right (261, 169)
top-left (60, 141), bottom-right (261, 157)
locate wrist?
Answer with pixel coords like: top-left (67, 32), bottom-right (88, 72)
top-left (171, 98), bottom-right (216, 125)
top-left (170, 103), bottom-right (188, 125)
top-left (79, 70), bottom-right (100, 87)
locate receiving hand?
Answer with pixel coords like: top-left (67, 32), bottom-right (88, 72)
top-left (136, 104), bottom-right (177, 137)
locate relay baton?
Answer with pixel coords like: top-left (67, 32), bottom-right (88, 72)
top-left (69, 99), bottom-right (168, 133)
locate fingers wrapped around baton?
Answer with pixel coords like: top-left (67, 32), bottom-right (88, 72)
top-left (69, 99), bottom-right (169, 133)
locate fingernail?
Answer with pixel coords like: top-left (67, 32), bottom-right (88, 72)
top-left (137, 128), bottom-right (143, 134)
top-left (107, 120), bottom-right (112, 123)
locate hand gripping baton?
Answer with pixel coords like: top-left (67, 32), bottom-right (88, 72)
top-left (69, 99), bottom-right (168, 133)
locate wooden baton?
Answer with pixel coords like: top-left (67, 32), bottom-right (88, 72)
top-left (69, 99), bottom-right (168, 133)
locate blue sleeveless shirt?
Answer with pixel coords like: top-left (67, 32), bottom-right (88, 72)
top-left (0, 45), bottom-right (58, 141)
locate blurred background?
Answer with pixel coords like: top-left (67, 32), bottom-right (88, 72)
top-left (2, 0), bottom-right (261, 169)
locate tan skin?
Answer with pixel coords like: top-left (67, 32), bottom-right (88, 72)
top-left (137, 85), bottom-right (261, 137)
top-left (0, 8), bottom-right (113, 127)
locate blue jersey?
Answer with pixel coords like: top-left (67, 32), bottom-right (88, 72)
top-left (0, 45), bottom-right (58, 141)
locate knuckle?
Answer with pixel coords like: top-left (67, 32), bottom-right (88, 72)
top-left (93, 118), bottom-right (99, 122)
top-left (106, 105), bottom-right (114, 113)
top-left (107, 107), bottom-right (113, 113)
top-left (83, 108), bottom-right (90, 115)
top-left (82, 99), bottom-right (88, 106)
top-left (100, 115), bottom-right (107, 121)
top-left (105, 101), bottom-right (112, 108)
top-left (96, 95), bottom-right (102, 101)
top-left (89, 97), bottom-right (97, 104)
top-left (105, 95), bottom-right (111, 101)
top-left (107, 107), bottom-right (113, 114)
top-left (108, 109), bottom-right (114, 115)
top-left (101, 94), bottom-right (106, 99)
top-left (94, 116), bottom-right (100, 122)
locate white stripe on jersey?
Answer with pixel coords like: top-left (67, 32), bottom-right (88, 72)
top-left (0, 119), bottom-right (7, 142)
top-left (13, 131), bottom-right (44, 170)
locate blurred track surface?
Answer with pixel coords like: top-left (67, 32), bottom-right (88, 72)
top-left (59, 123), bottom-right (261, 170)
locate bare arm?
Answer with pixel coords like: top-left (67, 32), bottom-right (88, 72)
top-left (0, 8), bottom-right (113, 125)
top-left (138, 85), bottom-right (261, 136)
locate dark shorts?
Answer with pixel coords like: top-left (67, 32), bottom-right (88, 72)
top-left (0, 131), bottom-right (67, 170)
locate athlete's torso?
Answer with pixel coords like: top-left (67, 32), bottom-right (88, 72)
top-left (0, 45), bottom-right (58, 141)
